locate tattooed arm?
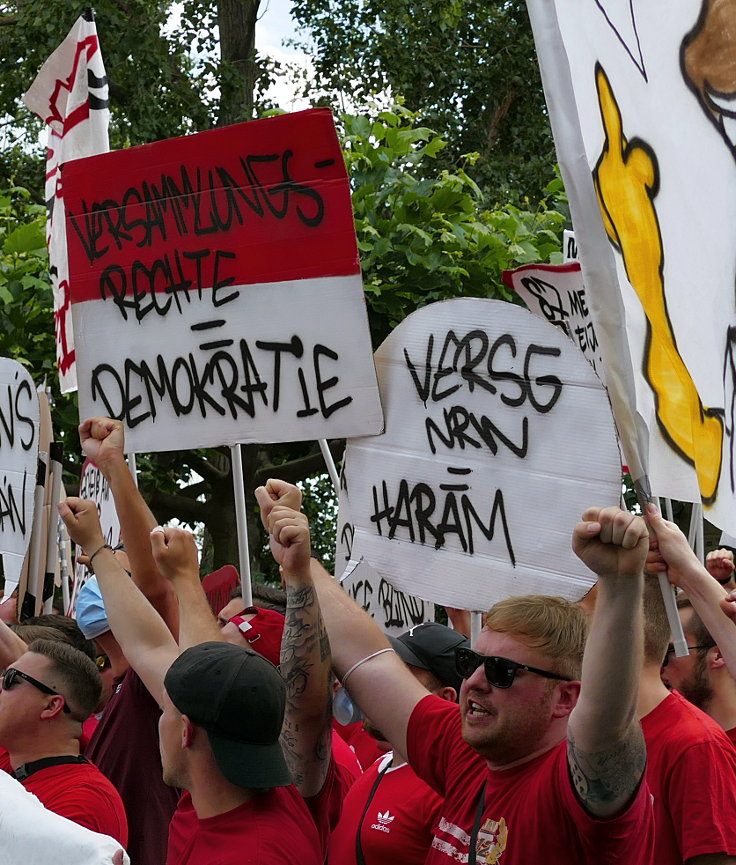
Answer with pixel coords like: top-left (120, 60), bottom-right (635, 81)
top-left (259, 493), bottom-right (333, 798)
top-left (569, 507), bottom-right (649, 818)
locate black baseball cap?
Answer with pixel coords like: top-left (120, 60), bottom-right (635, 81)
top-left (164, 641), bottom-right (292, 789)
top-left (389, 622), bottom-right (470, 692)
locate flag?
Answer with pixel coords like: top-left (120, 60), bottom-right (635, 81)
top-left (23, 9), bottom-right (109, 394)
top-left (525, 0), bottom-right (736, 532)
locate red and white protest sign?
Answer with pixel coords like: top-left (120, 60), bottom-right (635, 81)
top-left (63, 110), bottom-right (383, 453)
top-left (23, 12), bottom-right (109, 394)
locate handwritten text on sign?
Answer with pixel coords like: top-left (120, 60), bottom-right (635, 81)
top-left (71, 459), bottom-right (122, 606)
top-left (64, 110), bottom-right (383, 453)
top-left (345, 299), bottom-right (621, 611)
top-left (503, 263), bottom-right (604, 382)
top-left (0, 359), bottom-right (40, 594)
top-left (334, 460), bottom-right (434, 634)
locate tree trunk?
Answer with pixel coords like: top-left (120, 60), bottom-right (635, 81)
top-left (217, 0), bottom-right (260, 126)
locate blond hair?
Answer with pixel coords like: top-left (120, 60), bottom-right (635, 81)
top-left (484, 595), bottom-right (587, 680)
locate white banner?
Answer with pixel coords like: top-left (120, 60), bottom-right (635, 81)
top-left (23, 12), bottom-right (109, 394)
top-left (344, 299), bottom-right (621, 611)
top-left (527, 0), bottom-right (736, 530)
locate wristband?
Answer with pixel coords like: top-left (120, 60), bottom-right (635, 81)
top-left (88, 543), bottom-right (113, 566)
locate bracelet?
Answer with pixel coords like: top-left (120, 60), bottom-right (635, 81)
top-left (341, 647), bottom-right (394, 688)
top-left (88, 543), bottom-right (113, 566)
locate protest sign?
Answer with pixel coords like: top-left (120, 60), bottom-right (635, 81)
top-left (526, 0), bottom-right (736, 531)
top-left (503, 263), bottom-right (604, 382)
top-left (335, 460), bottom-right (434, 633)
top-left (68, 458), bottom-right (121, 612)
top-left (340, 558), bottom-right (435, 637)
top-left (0, 360), bottom-right (40, 601)
top-left (0, 770), bottom-right (128, 865)
top-left (64, 109), bottom-right (383, 453)
top-left (344, 298), bottom-right (620, 611)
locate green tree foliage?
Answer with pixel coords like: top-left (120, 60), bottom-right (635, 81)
top-left (291, 0), bottom-right (555, 201)
top-left (343, 106), bottom-right (565, 344)
top-left (0, 0), bottom-right (566, 578)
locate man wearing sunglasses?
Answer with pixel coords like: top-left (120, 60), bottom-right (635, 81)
top-left (259, 481), bottom-right (655, 865)
top-left (0, 638), bottom-right (128, 846)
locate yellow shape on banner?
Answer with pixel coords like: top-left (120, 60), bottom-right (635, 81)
top-left (592, 63), bottom-right (723, 503)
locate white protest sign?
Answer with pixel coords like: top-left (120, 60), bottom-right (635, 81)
top-left (64, 110), bottom-right (383, 453)
top-left (340, 558), bottom-right (435, 637)
top-left (344, 298), bottom-right (621, 611)
top-left (0, 770), bottom-right (128, 865)
top-left (526, 0), bottom-right (736, 529)
top-left (0, 359), bottom-right (40, 599)
top-left (335, 459), bottom-right (434, 633)
top-left (69, 458), bottom-right (122, 612)
top-left (563, 229), bottom-right (578, 262)
top-left (503, 263), bottom-right (605, 383)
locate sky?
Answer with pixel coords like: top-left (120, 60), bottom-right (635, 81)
top-left (255, 0), bottom-right (314, 111)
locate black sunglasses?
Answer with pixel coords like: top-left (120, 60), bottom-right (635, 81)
top-left (1, 667), bottom-right (71, 713)
top-left (662, 644), bottom-right (714, 668)
top-left (455, 646), bottom-right (572, 689)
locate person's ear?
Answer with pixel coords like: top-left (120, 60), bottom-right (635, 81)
top-left (435, 685), bottom-right (457, 704)
top-left (551, 680), bottom-right (581, 719)
top-left (40, 695), bottom-right (68, 720)
top-left (709, 646), bottom-right (727, 671)
top-left (181, 714), bottom-right (195, 749)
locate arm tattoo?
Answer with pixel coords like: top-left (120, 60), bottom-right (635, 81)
top-left (567, 727), bottom-right (646, 811)
top-left (279, 583), bottom-right (333, 788)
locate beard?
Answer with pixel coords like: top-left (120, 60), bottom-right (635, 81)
top-left (679, 654), bottom-right (714, 711)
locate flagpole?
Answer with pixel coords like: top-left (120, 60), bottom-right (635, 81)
top-left (318, 439), bottom-right (340, 492)
top-left (230, 444), bottom-right (253, 606)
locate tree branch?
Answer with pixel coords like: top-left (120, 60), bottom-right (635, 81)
top-left (254, 441), bottom-right (345, 487)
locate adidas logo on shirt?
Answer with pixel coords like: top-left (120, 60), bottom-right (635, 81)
top-left (370, 811), bottom-right (395, 833)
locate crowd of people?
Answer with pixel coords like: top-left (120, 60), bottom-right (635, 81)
top-left (2, 415), bottom-right (736, 863)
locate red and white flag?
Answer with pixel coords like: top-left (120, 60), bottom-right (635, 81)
top-left (23, 10), bottom-right (109, 394)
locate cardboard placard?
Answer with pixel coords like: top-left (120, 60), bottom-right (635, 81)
top-left (64, 110), bottom-right (383, 452)
top-left (68, 458), bottom-right (122, 612)
top-left (344, 298), bottom-right (621, 611)
top-left (335, 459), bottom-right (434, 634)
top-left (0, 359), bottom-right (40, 599)
top-left (503, 263), bottom-right (604, 383)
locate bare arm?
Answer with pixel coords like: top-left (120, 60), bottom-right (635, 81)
top-left (58, 497), bottom-right (177, 704)
top-left (257, 479), bottom-right (426, 763)
top-left (568, 506), bottom-right (648, 818)
top-left (647, 506), bottom-right (736, 677)
top-left (257, 488), bottom-right (332, 797)
top-left (79, 417), bottom-right (179, 633)
top-left (0, 618), bottom-right (28, 667)
top-left (150, 527), bottom-right (224, 651)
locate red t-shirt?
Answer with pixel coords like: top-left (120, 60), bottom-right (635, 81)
top-left (406, 695), bottom-right (654, 865)
top-left (726, 725), bottom-right (736, 747)
top-left (332, 728), bottom-right (363, 787)
top-left (167, 758), bottom-right (345, 865)
top-left (0, 748), bottom-right (128, 846)
top-left (641, 691), bottom-right (736, 862)
top-left (85, 668), bottom-right (179, 865)
top-left (329, 752), bottom-right (444, 865)
top-left (333, 719), bottom-right (386, 769)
